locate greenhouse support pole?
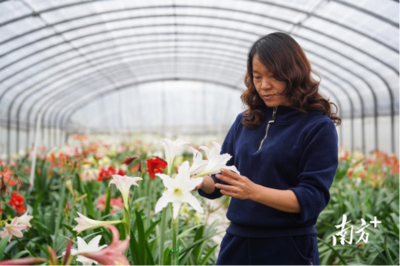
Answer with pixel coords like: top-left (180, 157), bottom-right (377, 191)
top-left (29, 111), bottom-right (42, 192)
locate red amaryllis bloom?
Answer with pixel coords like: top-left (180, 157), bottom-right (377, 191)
top-left (98, 166), bottom-right (126, 181)
top-left (147, 157), bottom-right (167, 180)
top-left (78, 224), bottom-right (130, 265)
top-left (98, 166), bottom-right (116, 181)
top-left (9, 191), bottom-right (26, 213)
top-left (116, 168), bottom-right (126, 176)
top-left (0, 166), bottom-right (16, 186)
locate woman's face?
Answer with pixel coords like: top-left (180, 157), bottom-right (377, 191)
top-left (252, 53), bottom-right (291, 107)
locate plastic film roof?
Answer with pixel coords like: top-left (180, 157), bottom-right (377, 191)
top-left (0, 0), bottom-right (398, 133)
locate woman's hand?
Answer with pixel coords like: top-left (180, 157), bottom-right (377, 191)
top-left (214, 168), bottom-right (259, 200)
top-left (191, 176), bottom-right (215, 194)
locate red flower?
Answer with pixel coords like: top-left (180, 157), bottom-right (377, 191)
top-left (147, 157), bottom-right (167, 180)
top-left (0, 166), bottom-right (16, 186)
top-left (116, 168), bottom-right (126, 176)
top-left (9, 191), bottom-right (26, 214)
top-left (98, 166), bottom-right (126, 181)
top-left (98, 166), bottom-right (116, 181)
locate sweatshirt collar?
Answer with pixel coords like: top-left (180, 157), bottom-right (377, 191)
top-left (265, 105), bottom-right (303, 123)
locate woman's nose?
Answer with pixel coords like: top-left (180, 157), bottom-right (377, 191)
top-left (261, 78), bottom-right (272, 89)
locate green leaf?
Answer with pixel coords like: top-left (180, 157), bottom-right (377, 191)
top-left (178, 224), bottom-right (203, 239)
top-left (62, 223), bottom-right (76, 236)
top-left (32, 191), bottom-right (42, 216)
top-left (180, 249), bottom-right (193, 265)
top-left (12, 250), bottom-right (30, 259)
top-left (15, 238), bottom-right (37, 257)
top-left (0, 236), bottom-right (9, 261)
top-left (135, 210), bottom-right (154, 265)
top-left (192, 225), bottom-right (205, 262)
top-left (31, 240), bottom-right (49, 257)
top-left (84, 184), bottom-right (95, 218)
top-left (129, 232), bottom-right (141, 265)
top-left (145, 219), bottom-right (160, 239)
top-left (200, 244), bottom-right (218, 265)
top-left (317, 237), bottom-right (347, 265)
top-left (179, 230), bottom-right (225, 257)
top-left (105, 186), bottom-right (111, 215)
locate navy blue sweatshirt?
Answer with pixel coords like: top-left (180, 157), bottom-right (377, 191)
top-left (198, 105), bottom-right (339, 238)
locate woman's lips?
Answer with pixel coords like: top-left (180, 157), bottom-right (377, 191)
top-left (262, 95), bottom-right (275, 100)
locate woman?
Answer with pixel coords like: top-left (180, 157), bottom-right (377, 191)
top-left (194, 32), bottom-right (341, 265)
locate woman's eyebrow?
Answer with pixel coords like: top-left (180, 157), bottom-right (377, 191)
top-left (252, 70), bottom-right (260, 73)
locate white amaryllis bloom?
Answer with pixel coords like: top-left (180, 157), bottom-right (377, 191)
top-left (16, 212), bottom-right (33, 228)
top-left (109, 175), bottom-right (143, 208)
top-left (80, 165), bottom-right (98, 182)
top-left (159, 139), bottom-right (190, 175)
top-left (188, 147), bottom-right (209, 176)
top-left (70, 236), bottom-right (107, 265)
top-left (193, 142), bottom-right (240, 178)
top-left (73, 212), bottom-right (121, 234)
top-left (155, 161), bottom-right (204, 220)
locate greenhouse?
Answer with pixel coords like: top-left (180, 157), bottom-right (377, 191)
top-left (0, 0), bottom-right (398, 265)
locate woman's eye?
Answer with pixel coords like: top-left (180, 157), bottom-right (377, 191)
top-left (254, 76), bottom-right (261, 79)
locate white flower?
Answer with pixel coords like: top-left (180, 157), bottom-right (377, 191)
top-left (80, 165), bottom-right (98, 182)
top-left (155, 161), bottom-right (204, 220)
top-left (16, 212), bottom-right (33, 228)
top-left (98, 156), bottom-right (111, 166)
top-left (159, 139), bottom-right (190, 175)
top-left (68, 236), bottom-right (107, 265)
top-left (188, 148), bottom-right (208, 176)
top-left (73, 212), bottom-right (120, 234)
top-left (194, 142), bottom-right (240, 177)
top-left (109, 175), bottom-right (143, 208)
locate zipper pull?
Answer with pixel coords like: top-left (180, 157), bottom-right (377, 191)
top-left (269, 107), bottom-right (278, 123)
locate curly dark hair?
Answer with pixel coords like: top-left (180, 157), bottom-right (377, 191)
top-left (241, 32), bottom-right (341, 128)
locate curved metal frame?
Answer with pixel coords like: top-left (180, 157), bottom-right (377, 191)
top-left (28, 57), bottom-right (244, 148)
top-left (11, 29), bottom-right (378, 132)
top-left (9, 30), bottom-right (378, 155)
top-left (36, 37), bottom-right (375, 154)
top-left (1, 13), bottom-right (386, 118)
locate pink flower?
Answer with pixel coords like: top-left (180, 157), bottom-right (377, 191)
top-left (96, 195), bottom-right (124, 213)
top-left (0, 257), bottom-right (45, 265)
top-left (78, 225), bottom-right (130, 265)
top-left (1, 217), bottom-right (27, 243)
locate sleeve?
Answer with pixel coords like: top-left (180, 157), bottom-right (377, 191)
top-left (197, 113), bottom-right (242, 200)
top-left (287, 118), bottom-right (339, 224)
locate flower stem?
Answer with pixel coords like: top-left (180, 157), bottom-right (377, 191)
top-left (171, 216), bottom-right (179, 265)
top-left (146, 177), bottom-right (151, 230)
top-left (105, 186), bottom-right (111, 215)
top-left (159, 207), bottom-right (167, 265)
top-left (123, 206), bottom-right (131, 238)
top-left (53, 179), bottom-right (66, 250)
